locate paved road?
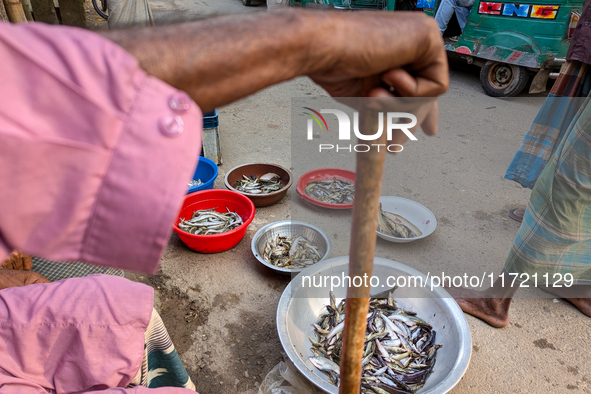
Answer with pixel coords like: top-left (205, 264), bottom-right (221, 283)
top-left (126, 2), bottom-right (591, 393)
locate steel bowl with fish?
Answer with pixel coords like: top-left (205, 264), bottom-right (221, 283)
top-left (276, 256), bottom-right (471, 394)
top-left (296, 168), bottom-right (356, 209)
top-left (173, 189), bottom-right (255, 253)
top-left (251, 220), bottom-right (332, 275)
top-left (377, 196), bottom-right (437, 244)
top-left (224, 163), bottom-right (292, 207)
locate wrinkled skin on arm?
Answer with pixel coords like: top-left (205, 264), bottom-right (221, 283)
top-left (103, 9), bottom-right (448, 137)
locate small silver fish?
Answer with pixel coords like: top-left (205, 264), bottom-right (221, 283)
top-left (309, 290), bottom-right (441, 393)
top-left (304, 177), bottom-right (354, 204)
top-left (377, 204), bottom-right (422, 238)
top-left (187, 179), bottom-right (203, 187)
top-left (263, 235), bottom-right (321, 269)
top-left (308, 356), bottom-right (340, 375)
top-left (178, 208), bottom-right (242, 235)
top-left (233, 173), bottom-right (283, 194)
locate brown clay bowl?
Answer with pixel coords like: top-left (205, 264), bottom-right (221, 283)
top-left (224, 163), bottom-right (292, 207)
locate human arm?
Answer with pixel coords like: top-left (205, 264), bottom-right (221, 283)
top-left (0, 22), bottom-right (202, 272)
top-left (0, 11), bottom-right (446, 271)
top-left (102, 9), bottom-right (448, 114)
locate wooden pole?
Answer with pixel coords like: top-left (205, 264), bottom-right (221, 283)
top-left (58, 0), bottom-right (86, 28)
top-left (3, 0), bottom-right (27, 22)
top-left (339, 108), bottom-right (387, 393)
top-left (21, 0), bottom-right (34, 21)
top-left (0, 0), bottom-right (8, 21)
top-left (30, 0), bottom-right (59, 24)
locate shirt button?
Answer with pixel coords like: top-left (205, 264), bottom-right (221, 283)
top-left (158, 113), bottom-right (184, 137)
top-left (168, 93), bottom-right (191, 113)
top-left (585, 21), bottom-right (590, 26)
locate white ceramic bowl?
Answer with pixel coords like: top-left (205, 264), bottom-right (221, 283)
top-left (377, 196), bottom-right (437, 243)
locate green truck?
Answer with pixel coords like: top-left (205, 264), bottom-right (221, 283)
top-left (288, 0), bottom-right (584, 96)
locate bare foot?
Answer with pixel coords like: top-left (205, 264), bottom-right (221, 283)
top-left (0, 270), bottom-right (50, 290)
top-left (445, 286), bottom-right (513, 328)
top-left (540, 285), bottom-right (591, 318)
top-left (563, 298), bottom-right (591, 317)
top-left (0, 251), bottom-right (32, 270)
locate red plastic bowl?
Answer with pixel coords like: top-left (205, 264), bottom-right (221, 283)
top-left (173, 189), bottom-right (255, 253)
top-left (296, 168), bottom-right (356, 209)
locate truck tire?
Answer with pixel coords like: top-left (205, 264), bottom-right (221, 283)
top-left (480, 61), bottom-right (529, 97)
top-left (243, 0), bottom-right (252, 5)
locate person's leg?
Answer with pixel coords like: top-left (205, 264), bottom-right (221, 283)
top-left (463, 90), bottom-right (591, 328)
top-left (446, 269), bottom-right (519, 328)
top-left (505, 62), bottom-right (588, 219)
top-left (434, 0), bottom-right (457, 34)
top-left (539, 284), bottom-right (591, 317)
top-left (454, 4), bottom-right (471, 32)
top-left (449, 276), bottom-right (591, 327)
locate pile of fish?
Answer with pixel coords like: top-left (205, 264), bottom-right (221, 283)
top-left (233, 173), bottom-right (283, 194)
top-left (178, 208), bottom-right (243, 235)
top-left (263, 234), bottom-right (322, 269)
top-left (377, 204), bottom-right (422, 239)
top-left (304, 178), bottom-right (355, 204)
top-left (188, 179), bottom-right (203, 187)
top-left (309, 292), bottom-right (440, 393)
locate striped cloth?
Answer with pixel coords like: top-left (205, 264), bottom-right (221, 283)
top-left (129, 309), bottom-right (196, 390)
top-left (31, 256), bottom-right (124, 282)
top-left (505, 92), bottom-right (591, 284)
top-left (504, 61), bottom-right (591, 189)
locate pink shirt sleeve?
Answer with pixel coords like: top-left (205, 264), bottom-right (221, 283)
top-left (0, 22), bottom-right (202, 274)
top-left (0, 275), bottom-right (196, 393)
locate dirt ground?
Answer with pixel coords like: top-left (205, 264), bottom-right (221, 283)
top-left (83, 0), bottom-right (108, 30)
top-left (127, 268), bottom-right (288, 393)
top-left (83, 1), bottom-right (591, 393)
top-left (123, 77), bottom-right (591, 394)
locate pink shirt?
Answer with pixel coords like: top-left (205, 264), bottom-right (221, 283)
top-left (0, 22), bottom-right (202, 274)
top-left (0, 22), bottom-right (201, 393)
top-left (0, 274), bottom-right (194, 393)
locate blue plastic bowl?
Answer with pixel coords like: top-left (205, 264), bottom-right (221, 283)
top-left (187, 156), bottom-right (218, 194)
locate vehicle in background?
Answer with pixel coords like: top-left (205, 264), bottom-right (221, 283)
top-left (287, 0), bottom-right (583, 97)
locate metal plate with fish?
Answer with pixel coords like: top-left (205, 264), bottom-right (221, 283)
top-left (296, 168), bottom-right (356, 209)
top-left (251, 220), bottom-right (332, 275)
top-left (276, 257), bottom-right (471, 394)
top-left (377, 197), bottom-right (437, 243)
top-left (309, 290), bottom-right (442, 393)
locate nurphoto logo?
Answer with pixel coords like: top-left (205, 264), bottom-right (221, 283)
top-left (303, 107), bottom-right (417, 153)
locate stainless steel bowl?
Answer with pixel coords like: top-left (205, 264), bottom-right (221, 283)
top-left (251, 220), bottom-right (332, 275)
top-left (276, 256), bottom-right (472, 393)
